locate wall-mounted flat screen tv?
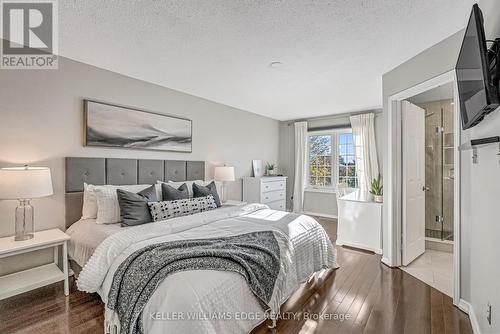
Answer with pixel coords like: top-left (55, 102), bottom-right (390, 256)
top-left (456, 4), bottom-right (499, 130)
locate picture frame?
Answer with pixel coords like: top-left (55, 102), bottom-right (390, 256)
top-left (252, 160), bottom-right (264, 177)
top-left (84, 100), bottom-right (192, 153)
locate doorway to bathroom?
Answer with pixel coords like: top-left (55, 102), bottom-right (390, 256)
top-left (385, 70), bottom-right (461, 305)
top-left (400, 82), bottom-right (455, 297)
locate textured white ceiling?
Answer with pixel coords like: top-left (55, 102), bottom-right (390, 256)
top-left (59, 0), bottom-right (475, 120)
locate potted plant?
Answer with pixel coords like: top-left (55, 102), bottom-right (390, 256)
top-left (370, 174), bottom-right (383, 203)
top-left (266, 163), bottom-right (277, 176)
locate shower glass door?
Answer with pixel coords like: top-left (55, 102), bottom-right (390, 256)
top-left (424, 100), bottom-right (454, 241)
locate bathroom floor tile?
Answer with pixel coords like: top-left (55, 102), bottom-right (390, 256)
top-left (400, 249), bottom-right (453, 297)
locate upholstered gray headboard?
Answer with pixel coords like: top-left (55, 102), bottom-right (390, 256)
top-left (65, 157), bottom-right (205, 228)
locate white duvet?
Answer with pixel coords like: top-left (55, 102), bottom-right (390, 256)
top-left (77, 204), bottom-right (337, 334)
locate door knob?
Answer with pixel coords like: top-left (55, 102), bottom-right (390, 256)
top-left (422, 186), bottom-right (430, 191)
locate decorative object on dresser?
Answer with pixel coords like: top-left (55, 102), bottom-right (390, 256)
top-left (266, 163), bottom-right (277, 176)
top-left (0, 166), bottom-right (53, 241)
top-left (243, 176), bottom-right (287, 211)
top-left (251, 160), bottom-right (264, 177)
top-left (0, 229), bottom-right (70, 300)
top-left (214, 166), bottom-right (235, 202)
top-left (84, 100), bottom-right (192, 153)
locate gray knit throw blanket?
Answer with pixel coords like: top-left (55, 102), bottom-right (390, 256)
top-left (106, 231), bottom-right (281, 334)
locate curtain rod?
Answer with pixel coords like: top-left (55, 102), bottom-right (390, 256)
top-left (285, 109), bottom-right (381, 126)
top-left (308, 124), bottom-right (351, 131)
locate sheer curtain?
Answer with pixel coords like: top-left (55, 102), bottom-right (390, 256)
top-left (292, 121), bottom-right (308, 212)
top-left (350, 113), bottom-right (379, 192)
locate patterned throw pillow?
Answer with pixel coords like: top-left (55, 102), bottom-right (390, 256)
top-left (148, 195), bottom-right (217, 222)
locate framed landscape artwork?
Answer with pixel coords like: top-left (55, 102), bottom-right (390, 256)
top-left (84, 100), bottom-right (192, 153)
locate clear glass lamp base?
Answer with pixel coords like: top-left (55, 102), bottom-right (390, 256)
top-left (15, 199), bottom-right (34, 241)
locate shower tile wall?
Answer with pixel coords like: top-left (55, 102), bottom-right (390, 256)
top-left (417, 99), bottom-right (454, 240)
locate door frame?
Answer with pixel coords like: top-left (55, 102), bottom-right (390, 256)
top-left (385, 70), bottom-right (461, 305)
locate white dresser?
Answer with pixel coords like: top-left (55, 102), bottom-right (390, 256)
top-left (243, 176), bottom-right (287, 211)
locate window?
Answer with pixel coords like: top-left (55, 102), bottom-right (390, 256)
top-left (308, 129), bottom-right (358, 189)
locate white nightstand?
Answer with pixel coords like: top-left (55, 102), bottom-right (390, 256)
top-left (0, 228), bottom-right (70, 300)
top-left (222, 200), bottom-right (247, 207)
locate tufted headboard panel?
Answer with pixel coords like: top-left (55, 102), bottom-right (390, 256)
top-left (65, 157), bottom-right (205, 228)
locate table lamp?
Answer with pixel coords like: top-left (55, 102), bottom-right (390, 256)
top-left (0, 166), bottom-right (53, 241)
top-left (214, 166), bottom-right (235, 203)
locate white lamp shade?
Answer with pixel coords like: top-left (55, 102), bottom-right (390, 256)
top-left (214, 166), bottom-right (235, 182)
top-left (0, 167), bottom-right (53, 199)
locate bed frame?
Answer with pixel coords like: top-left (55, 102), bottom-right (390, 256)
top-left (65, 157), bottom-right (205, 276)
top-left (65, 157), bottom-right (205, 228)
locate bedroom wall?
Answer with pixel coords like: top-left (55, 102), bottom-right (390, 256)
top-left (0, 55), bottom-right (279, 275)
top-left (278, 110), bottom-right (384, 217)
top-left (383, 1), bottom-right (500, 332)
top-left (465, 0), bottom-right (500, 331)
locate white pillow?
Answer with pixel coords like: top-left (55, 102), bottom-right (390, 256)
top-left (93, 184), bottom-right (156, 224)
top-left (82, 183), bottom-right (98, 219)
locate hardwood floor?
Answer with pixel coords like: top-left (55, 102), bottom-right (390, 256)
top-left (0, 217), bottom-right (472, 334)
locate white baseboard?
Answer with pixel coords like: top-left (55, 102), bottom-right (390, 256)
top-left (381, 257), bottom-right (397, 267)
top-left (302, 211), bottom-right (338, 219)
top-left (459, 299), bottom-right (481, 334)
top-left (336, 239), bottom-right (382, 254)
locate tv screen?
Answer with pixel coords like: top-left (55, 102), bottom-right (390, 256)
top-left (456, 4), bottom-right (499, 130)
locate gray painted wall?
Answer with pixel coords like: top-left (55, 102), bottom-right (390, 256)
top-left (278, 111), bottom-right (384, 217)
top-left (383, 1), bottom-right (500, 331)
top-left (0, 56), bottom-right (279, 275)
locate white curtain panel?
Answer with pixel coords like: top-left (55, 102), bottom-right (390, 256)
top-left (350, 113), bottom-right (379, 192)
top-left (292, 121), bottom-right (308, 212)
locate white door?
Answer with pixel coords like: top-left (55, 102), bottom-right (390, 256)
top-left (402, 100), bottom-right (426, 266)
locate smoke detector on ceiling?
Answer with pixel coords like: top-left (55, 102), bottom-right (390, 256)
top-left (269, 61), bottom-right (283, 68)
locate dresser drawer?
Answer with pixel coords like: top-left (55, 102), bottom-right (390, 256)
top-left (262, 180), bottom-right (286, 193)
top-left (267, 200), bottom-right (286, 211)
top-left (261, 190), bottom-right (285, 203)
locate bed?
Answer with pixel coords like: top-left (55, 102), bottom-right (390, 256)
top-left (65, 157), bottom-right (337, 334)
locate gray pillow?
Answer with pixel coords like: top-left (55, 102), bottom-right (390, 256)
top-left (117, 185), bottom-right (158, 226)
top-left (192, 181), bottom-right (221, 207)
top-left (161, 183), bottom-right (189, 201)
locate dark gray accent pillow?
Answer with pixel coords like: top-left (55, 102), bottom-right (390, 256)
top-left (192, 181), bottom-right (221, 207)
top-left (161, 183), bottom-right (189, 201)
top-left (117, 185), bottom-right (158, 227)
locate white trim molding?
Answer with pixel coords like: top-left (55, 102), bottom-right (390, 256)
top-left (459, 299), bottom-right (482, 334)
top-left (386, 70), bottom-right (461, 306)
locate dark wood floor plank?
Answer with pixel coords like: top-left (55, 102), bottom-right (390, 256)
top-left (357, 262), bottom-right (402, 334)
top-left (324, 251), bottom-right (382, 334)
top-left (0, 217), bottom-right (472, 334)
top-left (431, 287), bottom-right (446, 334)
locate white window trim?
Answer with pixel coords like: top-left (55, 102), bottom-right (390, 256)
top-left (306, 128), bottom-right (358, 191)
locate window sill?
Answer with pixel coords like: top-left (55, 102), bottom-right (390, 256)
top-left (305, 187), bottom-right (338, 194)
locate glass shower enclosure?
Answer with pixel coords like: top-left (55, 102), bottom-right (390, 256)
top-left (424, 100), bottom-right (454, 241)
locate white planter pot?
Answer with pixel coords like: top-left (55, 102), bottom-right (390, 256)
top-left (373, 195), bottom-right (383, 203)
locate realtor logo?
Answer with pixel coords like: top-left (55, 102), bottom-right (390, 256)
top-left (1, 0), bottom-right (58, 69)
